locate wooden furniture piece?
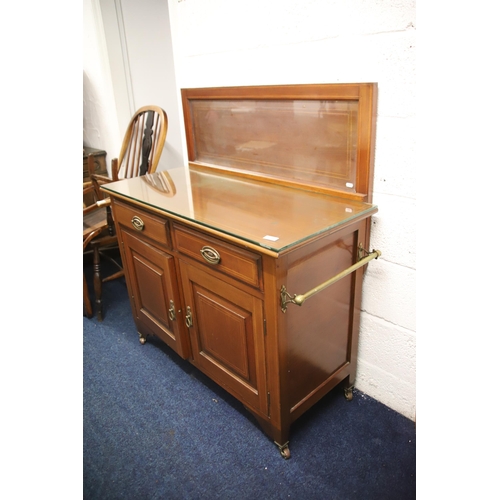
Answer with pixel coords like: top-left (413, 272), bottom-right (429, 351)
top-left (101, 84), bottom-right (380, 459)
top-left (83, 148), bottom-right (107, 207)
top-left (83, 163), bottom-right (111, 318)
top-left (88, 106), bottom-right (169, 321)
top-left (83, 146), bottom-right (107, 181)
top-left (92, 105), bottom-right (168, 184)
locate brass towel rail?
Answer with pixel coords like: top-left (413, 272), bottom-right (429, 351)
top-left (280, 248), bottom-right (381, 312)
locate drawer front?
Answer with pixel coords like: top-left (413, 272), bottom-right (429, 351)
top-left (114, 201), bottom-right (169, 248)
top-left (173, 224), bottom-right (262, 289)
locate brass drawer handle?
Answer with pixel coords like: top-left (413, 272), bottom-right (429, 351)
top-left (200, 246), bottom-right (221, 265)
top-left (131, 216), bottom-right (145, 231)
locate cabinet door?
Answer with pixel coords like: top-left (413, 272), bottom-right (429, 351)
top-left (121, 230), bottom-right (189, 359)
top-left (179, 260), bottom-right (268, 414)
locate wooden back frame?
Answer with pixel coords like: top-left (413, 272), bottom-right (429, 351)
top-left (112, 105), bottom-right (168, 181)
top-left (181, 83), bottom-right (377, 203)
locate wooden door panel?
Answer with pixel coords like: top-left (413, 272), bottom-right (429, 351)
top-left (180, 260), bottom-right (267, 414)
top-left (122, 231), bottom-right (189, 358)
top-left (194, 284), bottom-right (257, 385)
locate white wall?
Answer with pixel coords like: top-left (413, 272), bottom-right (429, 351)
top-left (177, 0), bottom-right (417, 421)
top-left (84, 0), bottom-right (416, 420)
top-left (83, 0), bottom-right (122, 166)
top-left (83, 0), bottom-right (187, 173)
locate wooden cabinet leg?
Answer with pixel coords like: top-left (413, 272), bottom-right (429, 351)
top-left (344, 385), bottom-right (354, 401)
top-left (274, 441), bottom-right (291, 459)
top-left (244, 408), bottom-right (291, 458)
top-left (343, 376), bottom-right (355, 401)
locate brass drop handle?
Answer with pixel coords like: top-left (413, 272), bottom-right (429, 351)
top-left (185, 306), bottom-right (193, 328)
top-left (200, 246), bottom-right (221, 265)
top-left (131, 216), bottom-right (145, 231)
top-left (168, 300), bottom-right (176, 321)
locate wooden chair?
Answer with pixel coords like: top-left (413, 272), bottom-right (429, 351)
top-left (87, 106), bottom-right (168, 320)
top-left (83, 166), bottom-right (110, 318)
top-left (92, 105), bottom-right (168, 183)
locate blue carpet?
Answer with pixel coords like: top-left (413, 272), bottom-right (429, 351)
top-left (83, 262), bottom-right (416, 499)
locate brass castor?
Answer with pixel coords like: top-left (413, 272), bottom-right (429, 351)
top-left (344, 386), bottom-right (354, 401)
top-left (275, 441), bottom-right (291, 460)
top-left (138, 333), bottom-right (147, 345)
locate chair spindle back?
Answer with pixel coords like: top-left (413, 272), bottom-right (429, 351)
top-left (114, 105), bottom-right (168, 180)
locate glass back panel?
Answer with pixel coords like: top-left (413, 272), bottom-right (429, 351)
top-left (190, 99), bottom-right (359, 193)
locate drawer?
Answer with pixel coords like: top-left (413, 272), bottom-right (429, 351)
top-left (173, 224), bottom-right (262, 289)
top-left (113, 201), bottom-right (169, 248)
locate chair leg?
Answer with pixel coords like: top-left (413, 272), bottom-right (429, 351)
top-left (83, 273), bottom-right (92, 318)
top-left (93, 246), bottom-right (103, 321)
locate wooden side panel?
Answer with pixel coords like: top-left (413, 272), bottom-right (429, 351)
top-left (282, 222), bottom-right (366, 420)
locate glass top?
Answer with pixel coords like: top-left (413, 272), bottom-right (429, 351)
top-left (101, 166), bottom-right (377, 253)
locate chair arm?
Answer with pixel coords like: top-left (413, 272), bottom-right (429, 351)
top-left (96, 197), bottom-right (111, 208)
top-left (90, 233), bottom-right (118, 247)
top-left (92, 173), bottom-right (113, 184)
top-left (83, 184), bottom-right (94, 197)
